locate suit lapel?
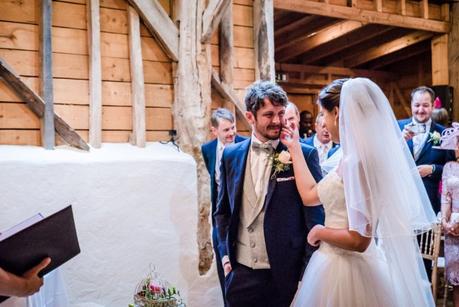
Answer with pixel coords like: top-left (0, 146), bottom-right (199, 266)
top-left (232, 140), bottom-right (251, 212)
top-left (208, 139), bottom-right (218, 181)
top-left (264, 142), bottom-right (285, 211)
top-left (407, 138), bottom-right (414, 156)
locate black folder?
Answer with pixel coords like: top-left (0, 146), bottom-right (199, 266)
top-left (0, 205), bottom-right (80, 302)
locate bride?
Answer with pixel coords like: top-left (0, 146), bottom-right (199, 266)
top-left (281, 78), bottom-right (436, 306)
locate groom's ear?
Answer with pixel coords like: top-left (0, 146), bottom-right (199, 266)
top-left (246, 111), bottom-right (255, 125)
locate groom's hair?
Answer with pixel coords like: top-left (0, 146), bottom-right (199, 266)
top-left (244, 81), bottom-right (288, 115)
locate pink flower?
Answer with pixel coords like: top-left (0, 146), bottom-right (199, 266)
top-left (149, 283), bottom-right (163, 294)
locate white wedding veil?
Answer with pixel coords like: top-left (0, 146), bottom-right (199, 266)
top-left (339, 78), bottom-right (436, 306)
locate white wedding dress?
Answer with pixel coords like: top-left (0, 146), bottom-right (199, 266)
top-left (292, 171), bottom-right (398, 307)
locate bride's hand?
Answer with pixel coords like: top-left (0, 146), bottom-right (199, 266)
top-left (280, 121), bottom-right (300, 148)
top-left (307, 224), bottom-right (324, 247)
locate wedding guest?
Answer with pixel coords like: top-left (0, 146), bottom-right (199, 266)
top-left (0, 258), bottom-right (50, 297)
top-left (432, 97), bottom-right (449, 127)
top-left (304, 113), bottom-right (339, 165)
top-left (432, 108), bottom-right (449, 127)
top-left (201, 108), bottom-right (245, 301)
top-left (440, 124), bottom-right (459, 307)
top-left (299, 110), bottom-right (314, 138)
top-left (399, 86), bottom-right (455, 214)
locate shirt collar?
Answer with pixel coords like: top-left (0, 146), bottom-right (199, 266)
top-left (412, 117), bottom-right (432, 129)
top-left (313, 135), bottom-right (333, 148)
top-left (251, 134), bottom-right (279, 149)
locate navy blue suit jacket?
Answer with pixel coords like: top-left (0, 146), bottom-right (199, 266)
top-left (398, 119), bottom-right (455, 213)
top-left (303, 135), bottom-right (339, 158)
top-left (214, 139), bottom-right (325, 294)
top-left (201, 135), bottom-right (246, 225)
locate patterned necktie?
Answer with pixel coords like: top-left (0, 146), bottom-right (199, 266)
top-left (252, 142), bottom-right (274, 155)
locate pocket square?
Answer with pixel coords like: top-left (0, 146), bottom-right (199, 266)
top-left (276, 176), bottom-right (295, 182)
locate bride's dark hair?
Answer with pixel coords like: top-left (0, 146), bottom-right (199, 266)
top-left (318, 78), bottom-right (349, 112)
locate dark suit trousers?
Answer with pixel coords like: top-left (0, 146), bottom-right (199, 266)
top-left (212, 228), bottom-right (226, 301)
top-left (225, 263), bottom-right (294, 307)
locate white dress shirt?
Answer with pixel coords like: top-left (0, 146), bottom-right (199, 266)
top-left (215, 140), bottom-right (226, 187)
top-left (412, 118), bottom-right (431, 160)
top-left (250, 135), bottom-right (279, 200)
top-left (313, 135), bottom-right (333, 164)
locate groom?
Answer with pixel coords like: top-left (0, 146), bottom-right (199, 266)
top-left (214, 81), bottom-right (324, 307)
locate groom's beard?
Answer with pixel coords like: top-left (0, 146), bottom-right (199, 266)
top-left (254, 123), bottom-right (282, 141)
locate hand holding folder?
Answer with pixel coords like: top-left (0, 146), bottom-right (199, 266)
top-left (0, 257), bottom-right (50, 297)
top-left (0, 205), bottom-right (80, 302)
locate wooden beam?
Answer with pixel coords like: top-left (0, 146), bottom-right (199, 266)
top-left (345, 31), bottom-right (433, 68)
top-left (274, 0), bottom-right (450, 33)
top-left (87, 0), bottom-right (102, 148)
top-left (0, 59), bottom-right (89, 150)
top-left (40, 0), bottom-right (55, 149)
top-left (201, 0), bottom-right (231, 44)
top-left (431, 34), bottom-right (449, 85)
top-left (281, 85), bottom-right (320, 95)
top-left (274, 16), bottom-right (336, 49)
top-left (275, 15), bottom-right (316, 40)
top-left (276, 20), bottom-right (364, 62)
top-left (254, 0), bottom-right (275, 81)
top-left (279, 78), bottom-right (328, 88)
top-left (128, 0), bottom-right (179, 61)
top-left (128, 6), bottom-right (146, 147)
top-left (211, 70), bottom-right (246, 115)
top-left (219, 1), bottom-right (235, 114)
top-left (276, 63), bottom-right (396, 80)
top-left (301, 25), bottom-right (392, 65)
top-left (369, 42), bottom-right (429, 70)
top-left (393, 82), bottom-right (411, 117)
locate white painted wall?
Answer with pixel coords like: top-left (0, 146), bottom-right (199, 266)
top-left (0, 143), bottom-right (223, 307)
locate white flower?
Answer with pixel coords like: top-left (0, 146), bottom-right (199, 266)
top-left (429, 131), bottom-right (441, 145)
top-left (278, 150), bottom-right (291, 164)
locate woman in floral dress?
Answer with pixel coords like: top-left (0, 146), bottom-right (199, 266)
top-left (440, 123), bottom-right (459, 307)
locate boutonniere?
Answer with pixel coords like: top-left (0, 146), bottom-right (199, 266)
top-left (271, 150), bottom-right (291, 179)
top-left (428, 131), bottom-right (441, 145)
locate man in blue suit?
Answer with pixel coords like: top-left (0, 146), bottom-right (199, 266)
top-left (214, 81), bottom-right (324, 307)
top-left (201, 108), bottom-right (246, 301)
top-left (398, 86), bottom-right (454, 214)
top-left (303, 113), bottom-right (339, 162)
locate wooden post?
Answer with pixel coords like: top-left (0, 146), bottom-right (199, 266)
top-left (128, 6), bottom-right (146, 147)
top-left (254, 0), bottom-right (275, 81)
top-left (431, 34), bottom-right (449, 86)
top-left (40, 0), bottom-right (55, 149)
top-left (400, 0), bottom-right (406, 15)
top-left (219, 2), bottom-right (235, 115)
top-left (449, 3), bottom-right (459, 120)
top-left (173, 0), bottom-right (213, 274)
top-left (421, 0), bottom-right (429, 19)
top-left (87, 0), bottom-right (102, 148)
top-left (375, 0), bottom-right (382, 12)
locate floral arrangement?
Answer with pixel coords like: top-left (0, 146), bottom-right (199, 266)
top-left (428, 131), bottom-right (441, 145)
top-left (271, 150), bottom-right (292, 179)
top-left (131, 268), bottom-right (185, 307)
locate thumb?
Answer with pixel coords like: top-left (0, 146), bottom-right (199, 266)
top-left (24, 257), bottom-right (51, 277)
